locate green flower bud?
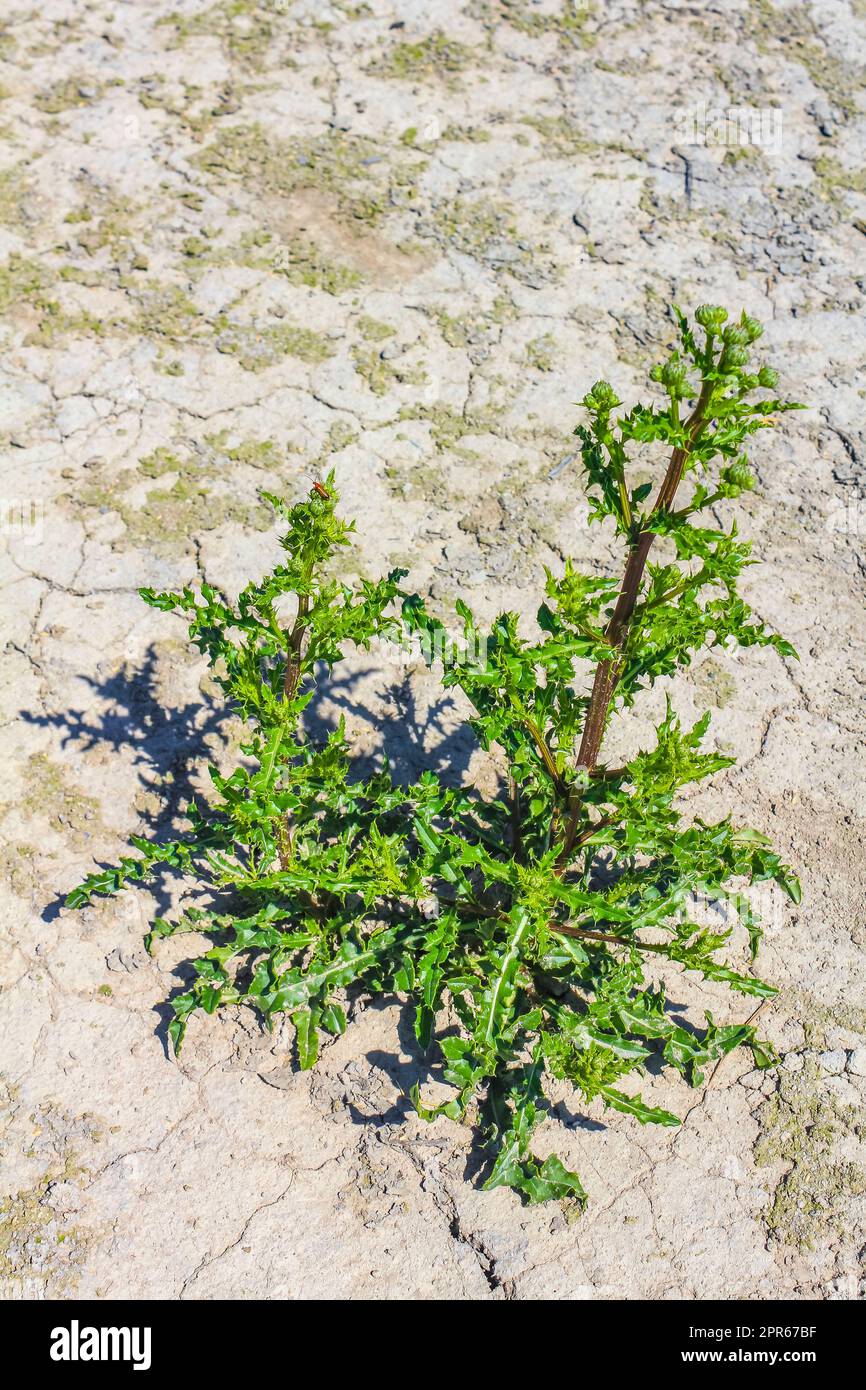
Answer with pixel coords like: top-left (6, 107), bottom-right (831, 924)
top-left (663, 365), bottom-right (689, 396)
top-left (720, 456), bottom-right (755, 496)
top-left (757, 365), bottom-right (779, 388)
top-left (720, 343), bottom-right (749, 369)
top-left (583, 380), bottom-right (621, 411)
top-left (722, 325), bottom-right (749, 348)
top-left (651, 354), bottom-right (691, 398)
top-left (739, 313), bottom-right (763, 343)
top-left (695, 304), bottom-right (728, 332)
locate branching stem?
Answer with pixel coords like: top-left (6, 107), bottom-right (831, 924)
top-left (556, 378), bottom-right (716, 863)
top-left (284, 592), bottom-right (310, 700)
top-left (277, 592), bottom-right (311, 870)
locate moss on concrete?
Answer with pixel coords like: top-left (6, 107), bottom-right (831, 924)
top-left (0, 255), bottom-right (49, 314)
top-left (428, 196), bottom-right (550, 282)
top-left (213, 313), bottom-right (333, 370)
top-left (352, 344), bottom-right (426, 396)
top-left (396, 402), bottom-right (499, 454)
top-left (0, 842), bottom-right (39, 897)
top-left (692, 657), bottom-right (737, 710)
top-left (495, 0), bottom-right (595, 48)
top-left (526, 333), bottom-right (556, 372)
top-left (0, 1091), bottom-right (97, 1297)
top-left (65, 194), bottom-right (141, 266)
top-left (754, 1057), bottom-right (866, 1251)
top-left (356, 315), bottom-right (395, 342)
top-left (384, 458), bottom-right (447, 502)
top-left (271, 237), bottom-right (362, 295)
top-left (368, 31), bottom-right (473, 84)
top-left (442, 123), bottom-right (491, 143)
top-left (35, 76), bottom-right (105, 114)
top-left (203, 229), bottom-right (363, 295)
top-left (744, 1), bottom-right (863, 119)
top-left (196, 124), bottom-right (398, 226)
top-left (131, 283), bottom-right (206, 344)
top-left (156, 0), bottom-right (285, 69)
top-left (520, 115), bottom-right (600, 157)
top-left (20, 753), bottom-right (102, 843)
top-left (205, 433), bottom-right (296, 470)
top-left (0, 164), bottom-right (29, 229)
top-left (813, 156), bottom-right (866, 206)
top-left (78, 439), bottom-right (275, 555)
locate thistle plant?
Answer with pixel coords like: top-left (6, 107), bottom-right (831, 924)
top-left (67, 305), bottom-right (802, 1205)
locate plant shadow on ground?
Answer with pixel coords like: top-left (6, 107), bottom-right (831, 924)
top-left (26, 645), bottom-right (230, 924)
top-left (302, 659), bottom-right (479, 787)
top-left (32, 646), bottom-right (701, 1165)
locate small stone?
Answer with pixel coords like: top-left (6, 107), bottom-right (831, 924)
top-left (782, 1052), bottom-right (804, 1073)
top-left (258, 1065), bottom-right (294, 1092)
top-left (105, 947), bottom-right (143, 973)
top-left (818, 1049), bottom-right (846, 1075)
top-left (740, 1069), bottom-right (763, 1090)
top-left (458, 496), bottom-right (504, 538)
top-left (826, 1076), bottom-right (859, 1107)
top-left (846, 1047), bottom-right (866, 1077)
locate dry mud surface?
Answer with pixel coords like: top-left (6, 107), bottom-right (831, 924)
top-left (1, 0), bottom-right (865, 1301)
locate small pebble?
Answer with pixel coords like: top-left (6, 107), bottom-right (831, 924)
top-left (819, 1048), bottom-right (846, 1075)
top-left (548, 452), bottom-right (576, 480)
top-left (782, 1052), bottom-right (804, 1073)
top-left (739, 1069), bottom-right (763, 1090)
top-left (846, 1047), bottom-right (866, 1077)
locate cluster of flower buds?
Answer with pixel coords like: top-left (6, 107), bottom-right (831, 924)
top-left (581, 380), bottom-right (622, 413)
top-left (690, 310), bottom-right (780, 394)
top-left (736, 313), bottom-right (764, 344)
top-left (720, 344), bottom-right (779, 393)
top-left (649, 350), bottom-right (693, 400)
top-left (695, 303), bottom-right (729, 334)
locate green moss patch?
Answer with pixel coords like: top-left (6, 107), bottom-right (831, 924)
top-left (755, 1057), bottom-right (866, 1251)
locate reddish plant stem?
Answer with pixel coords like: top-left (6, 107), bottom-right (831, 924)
top-left (438, 891), bottom-right (668, 956)
top-left (277, 593), bottom-right (311, 871)
top-left (556, 379), bottom-right (715, 864)
top-left (549, 921), bottom-right (668, 953)
top-left (283, 593), bottom-right (310, 700)
top-left (509, 774), bottom-right (523, 862)
top-left (525, 716), bottom-right (566, 794)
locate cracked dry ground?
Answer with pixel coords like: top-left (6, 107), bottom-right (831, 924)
top-left (1, 0), bottom-right (865, 1302)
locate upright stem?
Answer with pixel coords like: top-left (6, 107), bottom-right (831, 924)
top-left (277, 592), bottom-right (311, 870)
top-left (525, 715), bottom-right (566, 793)
top-left (557, 379), bottom-right (715, 863)
top-left (509, 774), bottom-right (523, 862)
top-left (284, 593), bottom-right (310, 700)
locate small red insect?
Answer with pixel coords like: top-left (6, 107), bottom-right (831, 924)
top-left (311, 482), bottom-right (330, 499)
